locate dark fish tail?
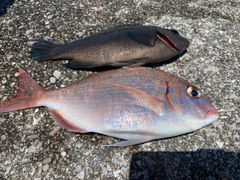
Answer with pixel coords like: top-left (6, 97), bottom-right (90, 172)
top-left (31, 40), bottom-right (58, 61)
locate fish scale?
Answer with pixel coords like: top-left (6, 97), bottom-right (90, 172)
top-left (0, 67), bottom-right (219, 146)
top-left (31, 26), bottom-right (189, 69)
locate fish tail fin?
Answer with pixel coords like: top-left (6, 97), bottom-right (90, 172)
top-left (30, 40), bottom-right (58, 61)
top-left (0, 68), bottom-right (45, 113)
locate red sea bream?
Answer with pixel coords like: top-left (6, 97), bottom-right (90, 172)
top-left (0, 67), bottom-right (219, 146)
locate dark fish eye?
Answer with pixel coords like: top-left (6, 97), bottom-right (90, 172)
top-left (191, 90), bottom-right (198, 97)
top-left (187, 86), bottom-right (202, 98)
top-left (170, 29), bottom-right (179, 35)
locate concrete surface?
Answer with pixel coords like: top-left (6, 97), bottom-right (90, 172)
top-left (0, 0), bottom-right (239, 179)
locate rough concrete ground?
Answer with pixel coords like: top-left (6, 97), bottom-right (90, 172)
top-left (0, 0), bottom-right (239, 179)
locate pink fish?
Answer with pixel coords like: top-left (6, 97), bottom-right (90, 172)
top-left (0, 67), bottom-right (219, 146)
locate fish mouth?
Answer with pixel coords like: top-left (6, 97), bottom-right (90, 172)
top-left (157, 32), bottom-right (180, 52)
top-left (203, 109), bottom-right (219, 118)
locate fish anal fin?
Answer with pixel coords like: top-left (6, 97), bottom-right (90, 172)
top-left (102, 138), bottom-right (153, 147)
top-left (49, 110), bottom-right (87, 133)
top-left (117, 58), bottom-right (147, 67)
top-left (127, 32), bottom-right (157, 47)
top-left (63, 60), bottom-right (97, 69)
top-left (110, 84), bottom-right (164, 114)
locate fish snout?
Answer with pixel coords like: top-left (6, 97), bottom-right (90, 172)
top-left (177, 39), bottom-right (190, 52)
top-left (203, 108), bottom-right (219, 120)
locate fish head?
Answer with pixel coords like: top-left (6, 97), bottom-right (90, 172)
top-left (165, 79), bottom-right (219, 130)
top-left (156, 28), bottom-right (190, 52)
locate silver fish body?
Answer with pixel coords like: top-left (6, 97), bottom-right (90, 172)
top-left (0, 67), bottom-right (218, 146)
top-left (30, 26), bottom-right (189, 69)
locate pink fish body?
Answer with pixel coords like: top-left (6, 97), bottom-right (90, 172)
top-left (0, 67), bottom-right (219, 146)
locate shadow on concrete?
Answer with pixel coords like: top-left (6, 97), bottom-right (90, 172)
top-left (129, 149), bottom-right (239, 180)
top-left (0, 0), bottom-right (14, 16)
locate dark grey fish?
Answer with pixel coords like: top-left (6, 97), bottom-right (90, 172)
top-left (30, 26), bottom-right (189, 69)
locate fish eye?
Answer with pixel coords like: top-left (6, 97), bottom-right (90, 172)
top-left (187, 86), bottom-right (202, 98)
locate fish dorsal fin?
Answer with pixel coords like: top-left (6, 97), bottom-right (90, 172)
top-left (49, 110), bottom-right (87, 133)
top-left (110, 84), bottom-right (164, 114)
top-left (127, 31), bottom-right (157, 47)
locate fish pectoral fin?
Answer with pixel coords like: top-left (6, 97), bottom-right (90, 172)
top-left (110, 83), bottom-right (164, 114)
top-left (49, 110), bottom-right (87, 133)
top-left (127, 32), bottom-right (157, 47)
top-left (101, 138), bottom-right (153, 147)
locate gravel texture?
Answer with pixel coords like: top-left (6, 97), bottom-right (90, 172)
top-left (0, 0), bottom-right (239, 179)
